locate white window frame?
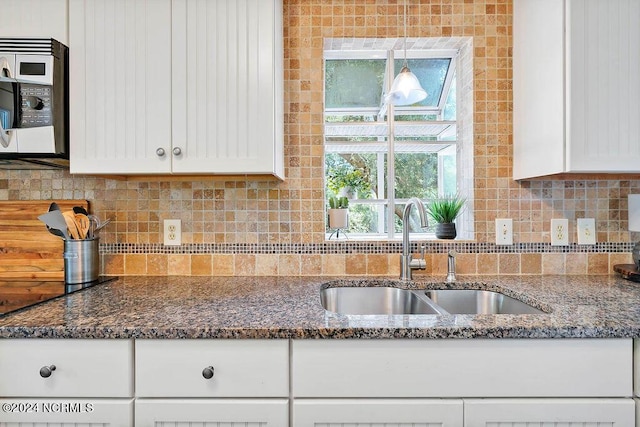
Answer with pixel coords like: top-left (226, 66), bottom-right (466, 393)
top-left (324, 47), bottom-right (460, 240)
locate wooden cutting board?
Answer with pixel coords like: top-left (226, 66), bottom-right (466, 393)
top-left (0, 200), bottom-right (89, 280)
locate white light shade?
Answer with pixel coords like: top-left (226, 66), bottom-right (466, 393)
top-left (629, 194), bottom-right (640, 231)
top-left (385, 66), bottom-right (427, 106)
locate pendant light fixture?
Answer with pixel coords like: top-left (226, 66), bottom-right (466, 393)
top-left (385, 0), bottom-right (427, 106)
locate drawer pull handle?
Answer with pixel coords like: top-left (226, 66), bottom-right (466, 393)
top-left (39, 365), bottom-right (56, 378)
top-left (172, 147), bottom-right (182, 156)
top-left (156, 147), bottom-right (166, 157)
top-left (202, 366), bottom-right (215, 380)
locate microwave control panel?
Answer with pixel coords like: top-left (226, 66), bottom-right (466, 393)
top-left (19, 83), bottom-right (52, 128)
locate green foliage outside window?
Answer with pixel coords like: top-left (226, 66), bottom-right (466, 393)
top-left (325, 152), bottom-right (439, 233)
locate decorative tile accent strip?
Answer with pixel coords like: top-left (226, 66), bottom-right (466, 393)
top-left (100, 241), bottom-right (636, 255)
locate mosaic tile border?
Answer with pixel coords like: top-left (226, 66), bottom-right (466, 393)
top-left (100, 241), bottom-right (636, 255)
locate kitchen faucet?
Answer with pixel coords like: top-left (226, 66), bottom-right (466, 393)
top-left (400, 197), bottom-right (429, 280)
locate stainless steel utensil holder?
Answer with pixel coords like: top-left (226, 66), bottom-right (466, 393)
top-left (63, 238), bottom-right (99, 284)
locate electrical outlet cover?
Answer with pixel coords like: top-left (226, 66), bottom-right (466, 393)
top-left (577, 218), bottom-right (596, 245)
top-left (495, 218), bottom-right (513, 245)
top-left (164, 219), bottom-right (181, 246)
top-left (550, 218), bottom-right (569, 246)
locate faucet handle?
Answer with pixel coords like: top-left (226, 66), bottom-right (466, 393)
top-left (409, 245), bottom-right (427, 271)
top-left (447, 249), bottom-right (457, 282)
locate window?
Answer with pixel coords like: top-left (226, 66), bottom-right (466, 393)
top-left (324, 41), bottom-right (469, 240)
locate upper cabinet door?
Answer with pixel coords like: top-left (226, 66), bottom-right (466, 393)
top-left (0, 0), bottom-right (68, 44)
top-left (512, 0), bottom-right (565, 180)
top-left (171, 0), bottom-right (284, 178)
top-left (566, 0), bottom-right (640, 172)
top-left (69, 0), bottom-right (172, 174)
top-left (513, 0), bottom-right (640, 179)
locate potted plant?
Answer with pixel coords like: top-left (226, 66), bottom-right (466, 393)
top-left (327, 196), bottom-right (349, 230)
top-left (327, 169), bottom-right (371, 200)
top-left (425, 194), bottom-right (466, 239)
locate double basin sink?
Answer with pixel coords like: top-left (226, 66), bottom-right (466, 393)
top-left (320, 286), bottom-right (547, 315)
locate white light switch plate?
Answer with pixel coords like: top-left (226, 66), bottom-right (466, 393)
top-left (550, 219), bottom-right (569, 246)
top-left (577, 218), bottom-right (596, 245)
top-left (495, 219), bottom-right (513, 245)
top-left (163, 219), bottom-right (181, 246)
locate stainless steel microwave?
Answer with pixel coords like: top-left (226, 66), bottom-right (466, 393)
top-left (0, 38), bottom-right (69, 169)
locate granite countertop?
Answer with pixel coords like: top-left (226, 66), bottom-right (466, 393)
top-left (0, 274), bottom-right (639, 339)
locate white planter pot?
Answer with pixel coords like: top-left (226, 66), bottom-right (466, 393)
top-left (338, 187), bottom-right (357, 200)
top-left (328, 209), bottom-right (348, 229)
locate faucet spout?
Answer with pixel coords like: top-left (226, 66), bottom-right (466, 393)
top-left (400, 197), bottom-right (429, 279)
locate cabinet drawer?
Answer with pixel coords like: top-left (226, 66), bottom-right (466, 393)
top-left (464, 398), bottom-right (634, 426)
top-left (135, 398), bottom-right (288, 426)
top-left (293, 399), bottom-right (463, 426)
top-left (135, 339), bottom-right (289, 397)
top-left (0, 339), bottom-right (133, 397)
top-left (292, 339), bottom-right (632, 398)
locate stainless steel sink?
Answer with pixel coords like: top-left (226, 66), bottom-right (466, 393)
top-left (320, 286), bottom-right (546, 315)
top-left (424, 289), bottom-right (545, 314)
top-left (320, 287), bottom-right (441, 315)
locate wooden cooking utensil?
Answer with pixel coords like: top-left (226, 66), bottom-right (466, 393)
top-left (74, 213), bottom-right (90, 239)
top-left (62, 210), bottom-right (80, 240)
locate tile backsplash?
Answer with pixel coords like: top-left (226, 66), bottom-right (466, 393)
top-left (3, 0), bottom-right (639, 276)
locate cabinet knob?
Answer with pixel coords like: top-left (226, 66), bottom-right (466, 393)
top-left (39, 365), bottom-right (56, 378)
top-left (156, 148), bottom-right (166, 157)
top-left (172, 147), bottom-right (182, 156)
top-left (202, 366), bottom-right (215, 379)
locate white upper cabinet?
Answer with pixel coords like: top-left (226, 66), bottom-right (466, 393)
top-left (0, 0), bottom-right (68, 44)
top-left (69, 0), bottom-right (173, 174)
top-left (171, 0), bottom-right (284, 177)
top-left (70, 0), bottom-right (284, 178)
top-left (513, 0), bottom-right (640, 179)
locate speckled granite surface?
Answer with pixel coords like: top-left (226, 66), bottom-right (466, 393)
top-left (0, 275), bottom-right (639, 339)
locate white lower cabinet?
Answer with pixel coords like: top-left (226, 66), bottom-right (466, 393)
top-left (135, 398), bottom-right (288, 426)
top-left (465, 398), bottom-right (634, 426)
top-left (292, 339), bottom-right (631, 398)
top-left (0, 339), bottom-right (134, 426)
top-left (292, 339), bottom-right (635, 426)
top-left (1, 338), bottom-right (638, 426)
top-left (0, 339), bottom-right (133, 397)
top-left (134, 339), bottom-right (290, 426)
top-left (293, 399), bottom-right (463, 426)
top-left (135, 339), bottom-right (288, 397)
top-left (293, 398), bottom-right (634, 427)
